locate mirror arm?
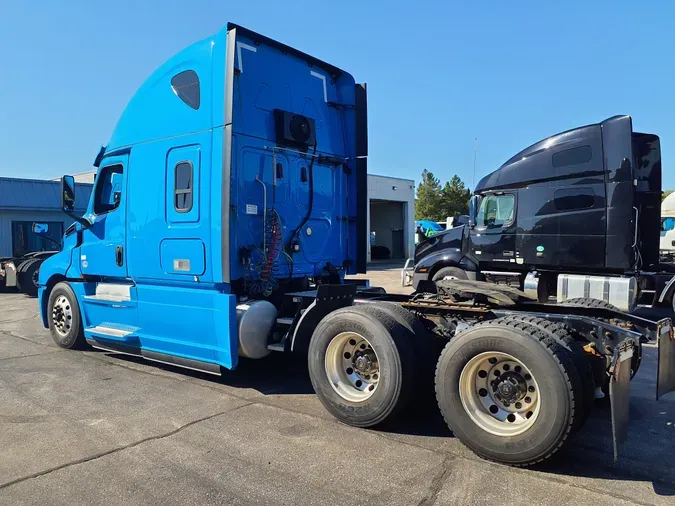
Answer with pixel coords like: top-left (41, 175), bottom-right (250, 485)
top-left (64, 211), bottom-right (92, 229)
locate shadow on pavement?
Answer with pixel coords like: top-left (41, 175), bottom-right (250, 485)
top-left (97, 344), bottom-right (675, 496)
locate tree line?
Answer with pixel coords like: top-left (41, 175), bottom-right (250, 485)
top-left (415, 169), bottom-right (471, 222)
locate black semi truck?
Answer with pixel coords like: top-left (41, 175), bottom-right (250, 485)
top-left (406, 115), bottom-right (675, 315)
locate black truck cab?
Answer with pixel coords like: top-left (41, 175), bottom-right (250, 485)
top-left (411, 115), bottom-right (674, 314)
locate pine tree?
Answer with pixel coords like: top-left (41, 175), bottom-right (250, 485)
top-left (440, 175), bottom-right (471, 218)
top-left (415, 169), bottom-right (442, 220)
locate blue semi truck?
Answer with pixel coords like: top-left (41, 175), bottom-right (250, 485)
top-left (38, 23), bottom-right (675, 467)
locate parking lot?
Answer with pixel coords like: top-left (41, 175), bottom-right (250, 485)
top-left (1, 267), bottom-right (675, 505)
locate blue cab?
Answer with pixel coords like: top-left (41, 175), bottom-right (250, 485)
top-left (38, 23), bottom-right (368, 373)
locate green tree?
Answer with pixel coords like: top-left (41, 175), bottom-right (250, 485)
top-left (663, 189), bottom-right (674, 202)
top-left (440, 175), bottom-right (471, 218)
top-left (415, 169), bottom-right (443, 220)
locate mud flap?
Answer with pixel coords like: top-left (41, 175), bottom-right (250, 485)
top-left (609, 340), bottom-right (633, 462)
top-left (657, 321), bottom-right (675, 400)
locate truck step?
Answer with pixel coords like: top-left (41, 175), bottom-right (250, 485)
top-left (267, 342), bottom-right (285, 352)
top-left (276, 317), bottom-right (294, 326)
top-left (86, 325), bottom-right (136, 338)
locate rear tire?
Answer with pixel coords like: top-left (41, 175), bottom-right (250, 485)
top-left (308, 305), bottom-right (415, 427)
top-left (20, 259), bottom-right (42, 297)
top-left (359, 302), bottom-right (439, 395)
top-left (15, 259), bottom-right (36, 292)
top-left (432, 266), bottom-right (468, 282)
top-left (435, 317), bottom-right (580, 466)
top-left (48, 282), bottom-right (85, 349)
top-left (560, 297), bottom-right (618, 310)
top-left (499, 316), bottom-right (594, 431)
top-left (560, 297), bottom-right (640, 381)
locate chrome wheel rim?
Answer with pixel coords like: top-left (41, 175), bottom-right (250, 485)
top-left (459, 351), bottom-right (540, 436)
top-left (442, 275), bottom-right (458, 281)
top-left (32, 269), bottom-right (39, 288)
top-left (52, 295), bottom-right (73, 336)
top-left (325, 332), bottom-right (380, 402)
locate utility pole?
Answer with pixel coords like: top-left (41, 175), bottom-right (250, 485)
top-left (472, 137), bottom-right (478, 190)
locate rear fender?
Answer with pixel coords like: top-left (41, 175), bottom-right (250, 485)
top-left (290, 284), bottom-right (356, 353)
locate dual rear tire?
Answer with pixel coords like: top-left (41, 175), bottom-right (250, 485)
top-left (308, 306), bottom-right (592, 466)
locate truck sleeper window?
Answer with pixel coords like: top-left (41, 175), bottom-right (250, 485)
top-left (174, 161), bottom-right (193, 212)
top-left (171, 70), bottom-right (200, 110)
top-left (476, 194), bottom-right (514, 228)
top-left (93, 164), bottom-right (123, 215)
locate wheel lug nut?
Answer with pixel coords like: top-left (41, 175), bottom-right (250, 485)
top-left (515, 402), bottom-right (522, 409)
top-left (493, 370), bottom-right (501, 376)
top-left (503, 364), bottom-right (510, 371)
top-left (479, 388), bottom-right (488, 397)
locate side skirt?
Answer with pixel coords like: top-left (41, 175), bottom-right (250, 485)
top-left (86, 338), bottom-right (222, 376)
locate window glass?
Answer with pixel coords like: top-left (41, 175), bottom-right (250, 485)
top-left (476, 194), bottom-right (515, 228)
top-left (175, 161), bottom-right (193, 212)
top-left (11, 221), bottom-right (63, 256)
top-left (554, 188), bottom-right (595, 211)
top-left (93, 164), bottom-right (123, 215)
top-left (171, 70), bottom-right (200, 110)
top-left (662, 217), bottom-right (675, 232)
top-left (552, 145), bottom-right (592, 168)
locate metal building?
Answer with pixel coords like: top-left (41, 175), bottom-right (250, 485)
top-left (0, 178), bottom-right (92, 257)
top-left (367, 174), bottom-right (415, 263)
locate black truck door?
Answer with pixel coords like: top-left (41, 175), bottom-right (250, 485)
top-left (469, 192), bottom-right (517, 268)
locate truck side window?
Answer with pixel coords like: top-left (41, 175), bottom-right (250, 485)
top-left (174, 161), bottom-right (193, 212)
top-left (93, 164), bottom-right (123, 215)
top-left (476, 194), bottom-right (514, 228)
top-left (171, 70), bottom-right (200, 110)
top-left (554, 188), bottom-right (594, 211)
top-left (662, 218), bottom-right (675, 232)
top-left (552, 145), bottom-right (592, 168)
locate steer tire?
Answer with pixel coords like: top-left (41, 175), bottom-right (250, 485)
top-left (308, 305), bottom-right (415, 428)
top-left (435, 317), bottom-right (580, 466)
top-left (48, 282), bottom-right (86, 350)
top-left (432, 266), bottom-right (468, 282)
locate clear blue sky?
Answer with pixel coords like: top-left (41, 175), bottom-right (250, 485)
top-left (1, 1), bottom-right (673, 188)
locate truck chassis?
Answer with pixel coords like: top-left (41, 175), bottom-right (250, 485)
top-left (275, 279), bottom-right (674, 466)
top-left (48, 276), bottom-right (674, 466)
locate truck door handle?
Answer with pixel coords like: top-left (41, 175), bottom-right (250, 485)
top-left (115, 246), bottom-right (124, 267)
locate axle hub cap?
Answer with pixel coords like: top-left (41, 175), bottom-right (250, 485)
top-left (459, 351), bottom-right (540, 436)
top-left (325, 332), bottom-right (380, 402)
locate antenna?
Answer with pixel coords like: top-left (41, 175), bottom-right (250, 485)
top-left (472, 137), bottom-right (478, 190)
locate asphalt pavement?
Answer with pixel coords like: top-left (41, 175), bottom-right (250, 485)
top-left (1, 278), bottom-right (675, 505)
